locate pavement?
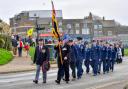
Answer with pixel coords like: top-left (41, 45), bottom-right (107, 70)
top-left (0, 57), bottom-right (128, 89)
top-left (0, 51), bottom-right (57, 74)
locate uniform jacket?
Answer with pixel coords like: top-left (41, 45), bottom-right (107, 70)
top-left (54, 44), bottom-right (70, 67)
top-left (34, 46), bottom-right (50, 65)
top-left (75, 44), bottom-right (85, 61)
top-left (69, 45), bottom-right (77, 63)
top-left (106, 47), bottom-right (112, 60)
top-left (100, 46), bottom-right (107, 60)
top-left (84, 47), bottom-right (91, 60)
top-left (90, 45), bottom-right (100, 60)
top-left (111, 48), bottom-right (117, 60)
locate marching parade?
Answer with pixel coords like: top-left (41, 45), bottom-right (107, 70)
top-left (32, 36), bottom-right (124, 84)
top-left (1, 0), bottom-right (128, 88)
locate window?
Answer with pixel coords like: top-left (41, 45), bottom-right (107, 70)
top-left (59, 22), bottom-right (62, 26)
top-left (50, 22), bottom-right (52, 26)
top-left (94, 31), bottom-right (98, 36)
top-left (108, 31), bottom-right (112, 36)
top-left (82, 28), bottom-right (89, 34)
top-left (99, 25), bottom-right (102, 29)
top-left (94, 25), bottom-right (98, 29)
top-left (76, 29), bottom-right (80, 34)
top-left (67, 24), bottom-right (72, 29)
top-left (70, 30), bottom-right (74, 34)
top-left (75, 23), bottom-right (80, 27)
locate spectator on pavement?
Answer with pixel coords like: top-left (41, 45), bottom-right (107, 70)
top-left (11, 36), bottom-right (18, 55)
top-left (17, 38), bottom-right (24, 57)
top-left (24, 42), bottom-right (30, 58)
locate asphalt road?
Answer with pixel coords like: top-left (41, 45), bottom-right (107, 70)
top-left (0, 59), bottom-right (128, 89)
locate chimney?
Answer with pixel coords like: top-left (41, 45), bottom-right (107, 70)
top-left (89, 12), bottom-right (92, 20)
top-left (103, 16), bottom-right (105, 21)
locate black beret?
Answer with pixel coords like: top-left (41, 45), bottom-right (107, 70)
top-left (39, 39), bottom-right (43, 41)
top-left (77, 37), bottom-right (82, 40)
top-left (68, 39), bottom-right (73, 42)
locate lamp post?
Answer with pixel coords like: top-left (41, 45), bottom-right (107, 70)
top-left (34, 14), bottom-right (39, 44)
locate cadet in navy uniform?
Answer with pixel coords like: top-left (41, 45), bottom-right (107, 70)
top-left (97, 41), bottom-right (102, 74)
top-left (106, 43), bottom-right (111, 73)
top-left (75, 37), bottom-right (85, 79)
top-left (90, 40), bottom-right (100, 76)
top-left (68, 39), bottom-right (77, 81)
top-left (33, 39), bottom-right (50, 84)
top-left (100, 42), bottom-right (107, 74)
top-left (110, 44), bottom-right (116, 72)
top-left (84, 43), bottom-right (91, 74)
top-left (54, 40), bottom-right (70, 84)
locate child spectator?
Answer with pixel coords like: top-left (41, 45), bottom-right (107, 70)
top-left (24, 42), bottom-right (30, 58)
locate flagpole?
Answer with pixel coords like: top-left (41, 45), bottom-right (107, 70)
top-left (51, 0), bottom-right (63, 65)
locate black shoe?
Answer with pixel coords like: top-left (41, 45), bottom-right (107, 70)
top-left (55, 80), bottom-right (60, 84)
top-left (63, 78), bottom-right (65, 81)
top-left (66, 81), bottom-right (69, 84)
top-left (43, 81), bottom-right (46, 83)
top-left (98, 72), bottom-right (100, 74)
top-left (33, 80), bottom-right (38, 84)
top-left (93, 74), bottom-right (97, 76)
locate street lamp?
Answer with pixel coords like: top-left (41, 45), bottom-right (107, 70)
top-left (34, 14), bottom-right (39, 44)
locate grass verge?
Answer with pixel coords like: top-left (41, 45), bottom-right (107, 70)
top-left (0, 48), bottom-right (13, 65)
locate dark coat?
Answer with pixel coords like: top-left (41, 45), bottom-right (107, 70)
top-left (69, 45), bottom-right (77, 63)
top-left (12, 39), bottom-right (18, 47)
top-left (54, 44), bottom-right (70, 68)
top-left (33, 46), bottom-right (50, 65)
top-left (84, 48), bottom-right (91, 60)
top-left (111, 48), bottom-right (117, 60)
top-left (106, 47), bottom-right (111, 60)
top-left (100, 46), bottom-right (107, 60)
top-left (90, 45), bottom-right (100, 60)
top-left (75, 44), bottom-right (85, 61)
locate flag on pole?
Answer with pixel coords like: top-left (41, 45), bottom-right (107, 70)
top-left (51, 1), bottom-right (63, 65)
top-left (27, 28), bottom-right (34, 36)
top-left (51, 0), bottom-right (60, 40)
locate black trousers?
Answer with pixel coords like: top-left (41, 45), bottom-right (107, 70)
top-left (57, 61), bottom-right (69, 82)
top-left (18, 47), bottom-right (22, 57)
top-left (70, 61), bottom-right (76, 78)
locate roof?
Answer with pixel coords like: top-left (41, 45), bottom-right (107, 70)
top-left (22, 10), bottom-right (63, 18)
top-left (101, 20), bottom-right (116, 27)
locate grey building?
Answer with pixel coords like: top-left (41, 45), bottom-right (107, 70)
top-left (10, 10), bottom-right (63, 35)
top-left (10, 10), bottom-right (128, 42)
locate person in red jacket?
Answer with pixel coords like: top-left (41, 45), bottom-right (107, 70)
top-left (17, 38), bottom-right (24, 57)
top-left (24, 42), bottom-right (30, 58)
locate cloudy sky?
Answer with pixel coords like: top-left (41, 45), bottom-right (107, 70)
top-left (0, 0), bottom-right (127, 25)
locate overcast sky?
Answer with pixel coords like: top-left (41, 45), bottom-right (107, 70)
top-left (0, 0), bottom-right (127, 25)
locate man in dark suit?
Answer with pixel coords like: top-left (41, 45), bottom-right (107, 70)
top-left (54, 40), bottom-right (70, 84)
top-left (33, 39), bottom-right (50, 84)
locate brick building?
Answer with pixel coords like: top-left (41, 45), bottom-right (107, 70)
top-left (10, 10), bottom-right (128, 43)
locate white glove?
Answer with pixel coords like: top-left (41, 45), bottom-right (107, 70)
top-left (90, 59), bottom-right (92, 61)
top-left (64, 57), bottom-right (67, 60)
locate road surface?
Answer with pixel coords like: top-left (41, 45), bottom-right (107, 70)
top-left (0, 59), bottom-right (128, 89)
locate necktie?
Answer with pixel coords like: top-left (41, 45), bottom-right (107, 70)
top-left (39, 46), bottom-right (42, 52)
